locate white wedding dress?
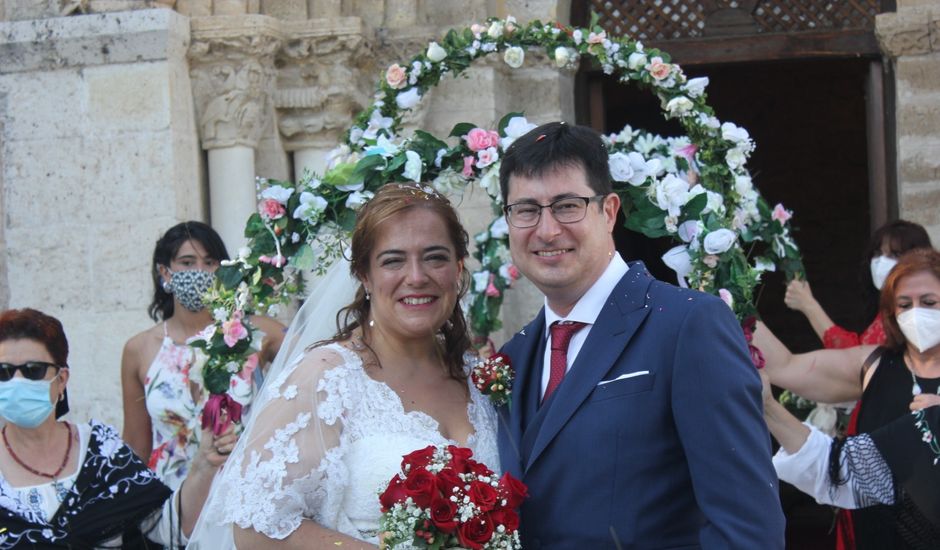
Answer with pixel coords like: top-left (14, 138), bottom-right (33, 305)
top-left (189, 342), bottom-right (499, 547)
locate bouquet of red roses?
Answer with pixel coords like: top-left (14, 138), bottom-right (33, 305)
top-left (379, 445), bottom-right (526, 549)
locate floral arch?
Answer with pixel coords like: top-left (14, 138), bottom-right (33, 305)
top-left (190, 16), bottom-right (804, 417)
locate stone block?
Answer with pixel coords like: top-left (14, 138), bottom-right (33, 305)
top-left (0, 9), bottom-right (191, 74)
top-left (898, 137), bottom-right (940, 183)
top-left (176, 0), bottom-right (211, 16)
top-left (4, 222), bottom-right (96, 311)
top-left (0, 69), bottom-right (85, 139)
top-left (876, 7), bottom-right (932, 57)
top-left (895, 54), bottom-right (940, 96)
top-left (2, 0), bottom-right (57, 22)
top-left (2, 136), bottom-right (97, 227)
top-left (214, 0), bottom-right (249, 15)
top-left (56, 308), bottom-right (154, 427)
top-left (896, 97), bottom-right (940, 137)
top-left (86, 62), bottom-right (171, 132)
top-left (260, 0), bottom-right (305, 19)
top-left (899, 183), bottom-right (940, 228)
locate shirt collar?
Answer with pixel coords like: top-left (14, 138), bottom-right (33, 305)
top-left (544, 253), bottom-right (629, 334)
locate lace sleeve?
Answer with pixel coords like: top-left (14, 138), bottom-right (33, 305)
top-left (193, 344), bottom-right (360, 543)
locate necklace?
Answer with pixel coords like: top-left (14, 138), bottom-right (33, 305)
top-left (2, 422), bottom-right (73, 479)
top-left (910, 370), bottom-right (940, 396)
top-left (904, 351), bottom-right (939, 396)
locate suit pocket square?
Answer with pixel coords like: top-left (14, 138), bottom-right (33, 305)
top-left (597, 371), bottom-right (650, 385)
top-left (589, 372), bottom-right (655, 402)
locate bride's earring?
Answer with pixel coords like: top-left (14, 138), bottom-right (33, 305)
top-left (365, 289), bottom-right (371, 301)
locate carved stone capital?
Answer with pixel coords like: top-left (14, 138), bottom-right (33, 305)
top-left (876, 6), bottom-right (937, 58)
top-left (189, 15), bottom-right (283, 149)
top-left (273, 17), bottom-right (373, 151)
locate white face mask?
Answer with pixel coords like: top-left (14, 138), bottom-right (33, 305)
top-left (870, 256), bottom-right (897, 290)
top-left (897, 307), bottom-right (940, 353)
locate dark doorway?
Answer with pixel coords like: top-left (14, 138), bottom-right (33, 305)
top-left (582, 57), bottom-right (878, 548)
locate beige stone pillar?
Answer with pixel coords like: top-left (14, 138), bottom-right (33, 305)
top-left (190, 15), bottom-right (282, 250)
top-left (876, 4), bottom-right (940, 244)
top-left (274, 17), bottom-right (371, 182)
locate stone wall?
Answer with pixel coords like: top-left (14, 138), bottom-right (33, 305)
top-left (0, 9), bottom-right (203, 426)
top-left (876, 2), bottom-right (940, 244)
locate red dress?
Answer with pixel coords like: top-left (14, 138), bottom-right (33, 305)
top-left (822, 313), bottom-right (885, 349)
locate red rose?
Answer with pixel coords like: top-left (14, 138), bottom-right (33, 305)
top-left (498, 472), bottom-right (528, 508)
top-left (489, 508), bottom-right (520, 532)
top-left (401, 445), bottom-right (436, 471)
top-left (430, 496), bottom-right (458, 533)
top-left (469, 480), bottom-right (498, 512)
top-left (447, 446), bottom-right (474, 473)
top-left (404, 467), bottom-right (437, 507)
top-left (435, 467), bottom-right (462, 497)
top-left (379, 475), bottom-right (408, 512)
top-left (458, 514), bottom-right (495, 549)
top-left (468, 460), bottom-right (492, 478)
top-left (490, 352), bottom-right (511, 364)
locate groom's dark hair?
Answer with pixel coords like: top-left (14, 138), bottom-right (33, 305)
top-left (499, 121), bottom-right (613, 203)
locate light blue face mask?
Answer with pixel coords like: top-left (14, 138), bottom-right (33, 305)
top-left (0, 376), bottom-right (56, 428)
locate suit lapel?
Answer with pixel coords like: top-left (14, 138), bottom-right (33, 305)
top-left (524, 267), bottom-right (655, 472)
top-left (503, 311), bottom-right (546, 470)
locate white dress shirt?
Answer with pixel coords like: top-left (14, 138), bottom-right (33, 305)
top-left (540, 253), bottom-right (629, 398)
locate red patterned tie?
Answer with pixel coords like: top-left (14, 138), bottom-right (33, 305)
top-left (544, 321), bottom-right (587, 402)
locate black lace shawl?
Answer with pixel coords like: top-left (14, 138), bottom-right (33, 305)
top-left (0, 421), bottom-right (173, 549)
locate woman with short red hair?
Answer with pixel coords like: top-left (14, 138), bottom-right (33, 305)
top-left (0, 308), bottom-right (232, 548)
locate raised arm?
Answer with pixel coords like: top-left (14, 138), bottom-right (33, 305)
top-left (753, 320), bottom-right (873, 403)
top-left (121, 335), bottom-right (153, 461)
top-left (784, 279), bottom-right (836, 341)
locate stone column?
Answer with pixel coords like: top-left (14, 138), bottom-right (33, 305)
top-left (190, 15), bottom-right (282, 250)
top-left (875, 4), bottom-right (940, 244)
top-left (275, 17), bottom-right (371, 180)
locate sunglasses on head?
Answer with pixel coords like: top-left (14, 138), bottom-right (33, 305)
top-left (0, 361), bottom-right (63, 382)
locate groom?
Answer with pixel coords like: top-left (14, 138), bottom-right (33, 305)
top-left (496, 122), bottom-right (785, 548)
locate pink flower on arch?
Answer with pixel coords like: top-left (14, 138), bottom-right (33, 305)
top-left (485, 274), bottom-right (500, 297)
top-left (647, 56), bottom-right (672, 81)
top-left (675, 143), bottom-right (698, 163)
top-left (587, 31), bottom-right (606, 44)
top-left (385, 63), bottom-right (407, 89)
top-left (462, 156), bottom-right (475, 178)
top-left (465, 128), bottom-right (500, 152)
top-left (771, 203), bottom-right (792, 224)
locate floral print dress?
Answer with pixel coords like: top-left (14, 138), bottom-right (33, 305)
top-left (144, 323), bottom-right (204, 491)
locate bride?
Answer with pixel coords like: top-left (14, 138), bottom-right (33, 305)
top-left (188, 183), bottom-right (499, 548)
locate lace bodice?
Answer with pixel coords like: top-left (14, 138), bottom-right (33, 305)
top-left (197, 342), bottom-right (499, 545)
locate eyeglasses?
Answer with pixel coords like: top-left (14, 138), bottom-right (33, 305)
top-left (503, 195), bottom-right (606, 229)
top-left (0, 362), bottom-right (63, 382)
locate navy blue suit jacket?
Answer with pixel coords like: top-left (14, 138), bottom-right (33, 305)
top-left (497, 263), bottom-right (785, 549)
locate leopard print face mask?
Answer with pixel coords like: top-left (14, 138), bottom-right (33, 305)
top-left (166, 269), bottom-right (216, 312)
